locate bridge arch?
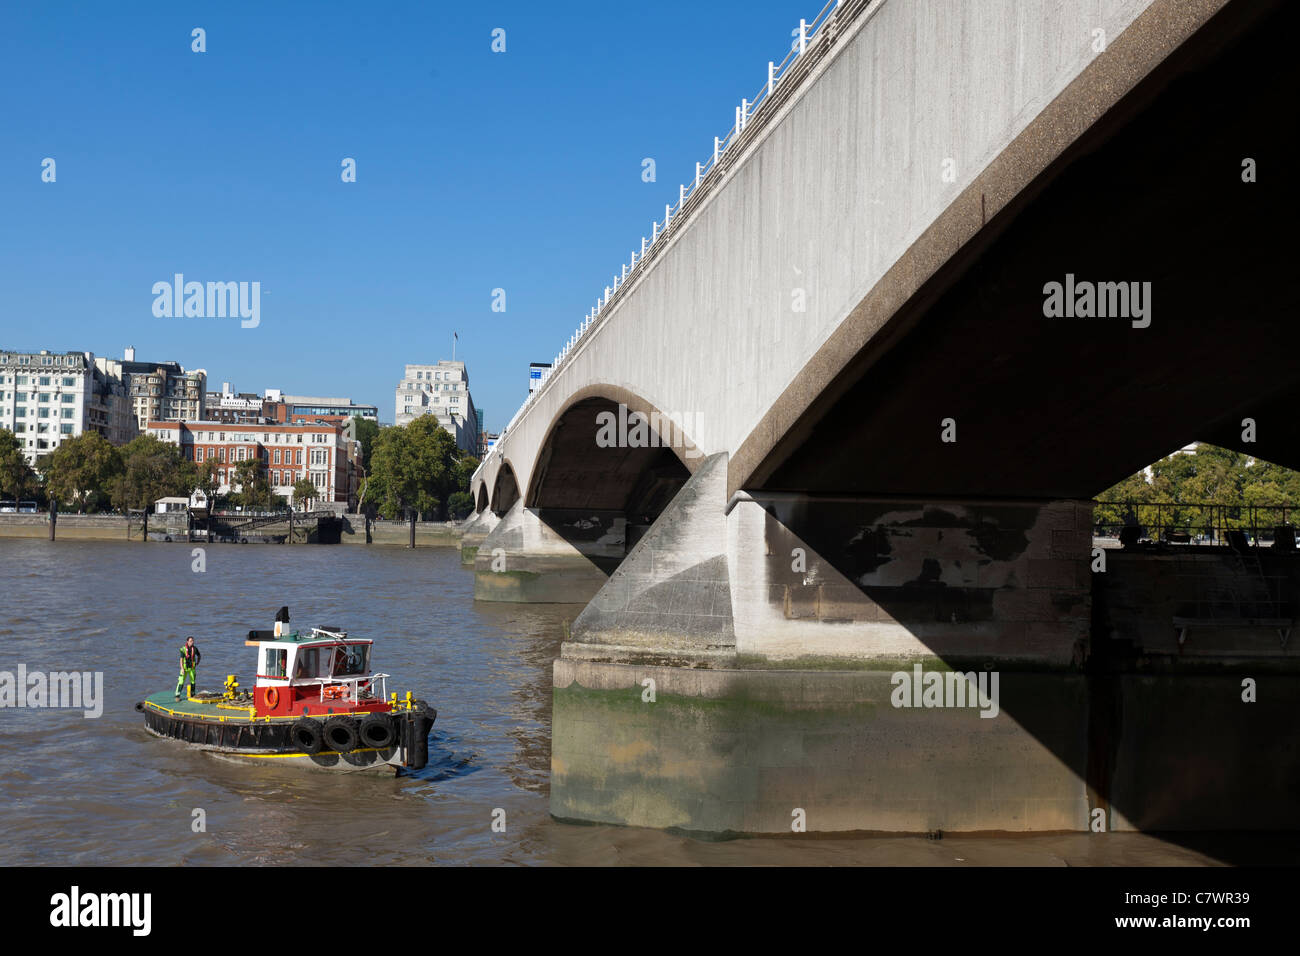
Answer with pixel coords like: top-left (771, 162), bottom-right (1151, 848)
top-left (490, 460), bottom-right (521, 516)
top-left (524, 386), bottom-right (701, 523)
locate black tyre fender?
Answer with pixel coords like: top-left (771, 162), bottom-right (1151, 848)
top-left (290, 718), bottom-right (323, 755)
top-left (358, 713), bottom-right (395, 749)
top-left (134, 701), bottom-right (144, 713)
top-left (322, 716), bottom-right (359, 753)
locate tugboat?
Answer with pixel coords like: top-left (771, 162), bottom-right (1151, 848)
top-left (137, 608), bottom-right (436, 772)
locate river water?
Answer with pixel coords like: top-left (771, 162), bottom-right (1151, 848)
top-left (0, 538), bottom-right (1281, 866)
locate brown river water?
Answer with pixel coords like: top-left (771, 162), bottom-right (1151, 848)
top-left (0, 538), bottom-right (1285, 866)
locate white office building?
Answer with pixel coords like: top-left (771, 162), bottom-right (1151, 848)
top-left (394, 360), bottom-right (480, 454)
top-left (0, 349), bottom-right (135, 465)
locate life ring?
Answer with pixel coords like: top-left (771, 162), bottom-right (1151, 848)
top-left (263, 686), bottom-right (280, 709)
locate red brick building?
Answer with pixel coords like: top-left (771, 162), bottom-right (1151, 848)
top-left (148, 419), bottom-right (358, 509)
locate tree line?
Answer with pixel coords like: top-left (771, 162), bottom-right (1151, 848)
top-left (1096, 443), bottom-right (1300, 534)
top-left (0, 415), bottom-right (479, 519)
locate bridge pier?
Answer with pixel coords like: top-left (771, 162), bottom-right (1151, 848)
top-left (459, 508), bottom-right (500, 565)
top-left (553, 472), bottom-right (1300, 833)
top-left (473, 500), bottom-right (625, 603)
top-left (552, 461), bottom-right (1097, 831)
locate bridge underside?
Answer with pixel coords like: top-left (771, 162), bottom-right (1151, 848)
top-left (548, 0), bottom-right (1300, 843)
top-left (751, 0), bottom-right (1299, 499)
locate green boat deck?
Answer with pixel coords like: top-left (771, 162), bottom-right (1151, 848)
top-left (143, 691), bottom-right (265, 722)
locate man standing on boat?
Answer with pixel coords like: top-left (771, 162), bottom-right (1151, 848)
top-left (175, 636), bottom-right (201, 700)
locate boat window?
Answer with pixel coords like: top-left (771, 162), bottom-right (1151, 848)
top-left (293, 647), bottom-right (326, 679)
top-left (331, 644), bottom-right (369, 676)
top-left (262, 647), bottom-right (287, 679)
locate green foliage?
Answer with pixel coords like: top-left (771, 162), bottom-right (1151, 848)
top-left (109, 434), bottom-right (195, 510)
top-left (447, 490), bottom-right (475, 520)
top-left (366, 417), bottom-right (479, 519)
top-left (0, 429), bottom-right (37, 500)
top-left (42, 431), bottom-right (124, 512)
top-left (230, 456), bottom-right (276, 510)
top-left (1096, 443), bottom-right (1300, 536)
top-left (291, 478), bottom-right (319, 509)
top-left (351, 416), bottom-right (379, 472)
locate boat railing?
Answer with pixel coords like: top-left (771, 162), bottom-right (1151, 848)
top-left (293, 672), bottom-right (389, 706)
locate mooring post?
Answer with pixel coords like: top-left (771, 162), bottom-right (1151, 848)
top-left (49, 499), bottom-right (56, 541)
top-left (408, 508), bottom-right (416, 549)
top-left (142, 509), bottom-right (148, 542)
top-left (288, 508), bottom-right (294, 544)
top-left (365, 513), bottom-right (372, 544)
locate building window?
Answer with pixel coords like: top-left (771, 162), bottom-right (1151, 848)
top-left (237, 447), bottom-right (246, 461)
top-left (61, 424), bottom-right (73, 434)
top-left (61, 408), bottom-right (73, 419)
top-left (295, 449), bottom-right (301, 464)
top-left (62, 378), bottom-right (74, 387)
top-left (274, 449), bottom-right (281, 463)
top-left (219, 448), bottom-right (225, 462)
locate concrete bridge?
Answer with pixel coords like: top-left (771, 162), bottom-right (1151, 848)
top-left (464, 0), bottom-right (1299, 838)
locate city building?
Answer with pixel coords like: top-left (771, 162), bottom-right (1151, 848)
top-left (268, 391), bottom-right (379, 426)
top-left (148, 419), bottom-right (358, 511)
top-left (0, 348), bottom-right (138, 464)
top-left (0, 349), bottom-right (94, 463)
top-left (87, 363), bottom-right (138, 446)
top-left (479, 430), bottom-right (499, 459)
top-left (205, 382), bottom-right (272, 424)
top-left (95, 347), bottom-right (206, 430)
top-left (394, 360), bottom-right (480, 453)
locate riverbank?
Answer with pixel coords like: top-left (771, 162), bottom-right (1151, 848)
top-left (0, 513), bottom-right (464, 547)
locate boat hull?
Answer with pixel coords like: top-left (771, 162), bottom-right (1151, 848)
top-left (138, 693), bottom-right (437, 773)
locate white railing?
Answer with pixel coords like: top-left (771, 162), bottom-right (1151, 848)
top-left (490, 0), bottom-right (867, 459)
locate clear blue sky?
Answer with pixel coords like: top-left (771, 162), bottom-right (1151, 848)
top-left (1, 0), bottom-right (812, 434)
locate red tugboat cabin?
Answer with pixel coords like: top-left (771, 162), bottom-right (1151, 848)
top-left (246, 623), bottom-right (394, 719)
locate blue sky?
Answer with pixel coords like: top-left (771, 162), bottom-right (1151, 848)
top-left (1, 0), bottom-right (813, 435)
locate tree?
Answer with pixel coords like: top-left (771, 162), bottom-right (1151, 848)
top-left (291, 478), bottom-right (319, 510)
top-left (194, 458), bottom-right (221, 506)
top-left (231, 457), bottom-right (274, 510)
top-left (109, 434), bottom-right (193, 510)
top-left (367, 416), bottom-right (462, 519)
top-left (0, 429), bottom-right (36, 501)
top-left (42, 431), bottom-right (123, 512)
top-left (447, 491), bottom-right (475, 520)
top-left (1096, 443), bottom-right (1300, 538)
top-left (351, 416), bottom-right (379, 473)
